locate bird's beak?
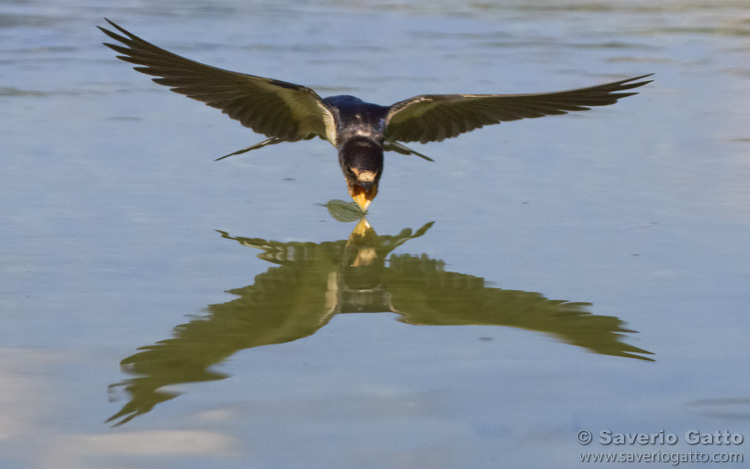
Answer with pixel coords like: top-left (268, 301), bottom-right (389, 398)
top-left (348, 184), bottom-right (378, 212)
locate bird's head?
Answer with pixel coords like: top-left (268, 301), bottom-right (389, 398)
top-left (338, 137), bottom-right (383, 211)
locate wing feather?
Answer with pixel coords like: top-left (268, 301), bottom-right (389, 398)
top-left (99, 19), bottom-right (337, 143)
top-left (385, 74), bottom-right (653, 144)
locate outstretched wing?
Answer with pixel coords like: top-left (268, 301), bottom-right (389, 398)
top-left (384, 74), bottom-right (653, 144)
top-left (99, 19), bottom-right (337, 144)
top-left (385, 254), bottom-right (654, 361)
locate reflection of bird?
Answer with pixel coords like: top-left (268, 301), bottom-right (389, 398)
top-left (107, 215), bottom-right (652, 426)
top-left (100, 19), bottom-right (652, 210)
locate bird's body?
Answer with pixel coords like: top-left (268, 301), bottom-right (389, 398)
top-left (324, 96), bottom-right (388, 208)
top-left (327, 95), bottom-right (388, 143)
top-left (99, 19), bottom-right (652, 211)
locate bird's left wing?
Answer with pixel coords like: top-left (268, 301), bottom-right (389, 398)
top-left (99, 19), bottom-right (337, 144)
top-left (384, 74), bottom-right (652, 144)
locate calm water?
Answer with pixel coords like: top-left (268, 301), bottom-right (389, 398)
top-left (2, 0), bottom-right (749, 467)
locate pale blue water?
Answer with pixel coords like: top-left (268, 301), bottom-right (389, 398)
top-left (1, 1), bottom-right (749, 468)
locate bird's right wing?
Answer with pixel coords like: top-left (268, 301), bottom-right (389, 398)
top-left (99, 19), bottom-right (337, 144)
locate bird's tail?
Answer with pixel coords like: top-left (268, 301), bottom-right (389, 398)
top-left (215, 137), bottom-right (284, 161)
top-left (383, 141), bottom-right (434, 162)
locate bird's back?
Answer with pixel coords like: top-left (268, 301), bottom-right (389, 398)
top-left (325, 95), bottom-right (389, 145)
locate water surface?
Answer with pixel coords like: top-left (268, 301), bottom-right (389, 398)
top-left (1, 1), bottom-right (749, 467)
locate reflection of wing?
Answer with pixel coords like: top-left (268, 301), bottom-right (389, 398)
top-left (109, 222), bottom-right (651, 425)
top-left (108, 252), bottom-right (339, 426)
top-left (109, 223), bottom-right (435, 425)
top-left (385, 254), bottom-right (653, 361)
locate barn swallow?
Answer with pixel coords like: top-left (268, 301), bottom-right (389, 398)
top-left (99, 19), bottom-right (652, 211)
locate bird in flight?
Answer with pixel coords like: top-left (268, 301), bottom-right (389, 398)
top-left (99, 19), bottom-right (652, 211)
